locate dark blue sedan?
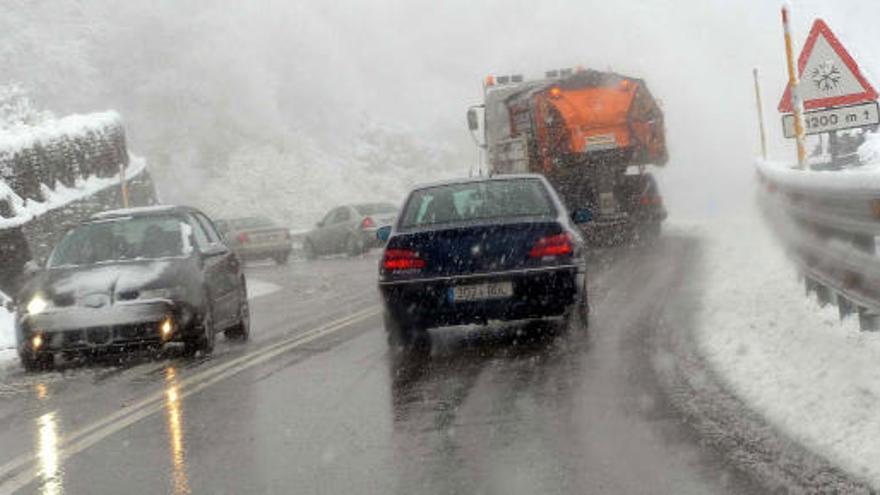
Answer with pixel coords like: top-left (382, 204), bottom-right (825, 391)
top-left (378, 174), bottom-right (589, 350)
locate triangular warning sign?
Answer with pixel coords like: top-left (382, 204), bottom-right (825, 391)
top-left (778, 19), bottom-right (878, 113)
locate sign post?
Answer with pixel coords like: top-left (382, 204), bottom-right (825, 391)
top-left (781, 5), bottom-right (808, 169)
top-left (753, 68), bottom-right (768, 160)
top-left (778, 16), bottom-right (879, 169)
top-left (119, 163), bottom-right (129, 208)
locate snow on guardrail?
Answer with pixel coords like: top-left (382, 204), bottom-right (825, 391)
top-left (757, 154), bottom-right (880, 330)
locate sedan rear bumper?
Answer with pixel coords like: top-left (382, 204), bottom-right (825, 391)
top-left (379, 265), bottom-right (583, 328)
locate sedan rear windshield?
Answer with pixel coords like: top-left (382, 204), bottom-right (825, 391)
top-left (399, 179), bottom-right (555, 229)
top-left (49, 216), bottom-right (187, 267)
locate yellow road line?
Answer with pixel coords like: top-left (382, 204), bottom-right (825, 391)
top-left (0, 305), bottom-right (381, 495)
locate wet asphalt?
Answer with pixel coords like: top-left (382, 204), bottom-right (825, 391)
top-left (0, 234), bottom-right (763, 494)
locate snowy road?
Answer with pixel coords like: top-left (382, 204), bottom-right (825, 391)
top-left (0, 232), bottom-right (854, 494)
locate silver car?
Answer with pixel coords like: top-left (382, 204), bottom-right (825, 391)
top-left (304, 203), bottom-right (397, 258)
top-left (216, 217), bottom-right (293, 264)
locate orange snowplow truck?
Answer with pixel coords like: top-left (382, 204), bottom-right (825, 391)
top-left (467, 68), bottom-right (668, 244)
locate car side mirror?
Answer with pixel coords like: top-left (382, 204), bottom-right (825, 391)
top-left (201, 244), bottom-right (229, 258)
top-left (376, 225), bottom-right (392, 243)
top-left (571, 208), bottom-right (593, 224)
top-left (23, 260), bottom-right (41, 278)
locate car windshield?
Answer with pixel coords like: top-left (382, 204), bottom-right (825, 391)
top-left (399, 179), bottom-right (555, 229)
top-left (354, 203), bottom-right (397, 215)
top-left (230, 217), bottom-right (275, 229)
top-left (48, 216), bottom-right (186, 267)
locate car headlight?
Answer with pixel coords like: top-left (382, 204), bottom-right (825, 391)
top-left (26, 295), bottom-right (48, 315)
top-left (139, 287), bottom-right (184, 301)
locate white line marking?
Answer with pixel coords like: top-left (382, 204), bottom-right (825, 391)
top-left (0, 305), bottom-right (381, 495)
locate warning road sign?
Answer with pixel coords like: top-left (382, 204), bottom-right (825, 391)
top-left (782, 101), bottom-right (879, 138)
top-left (778, 19), bottom-right (877, 113)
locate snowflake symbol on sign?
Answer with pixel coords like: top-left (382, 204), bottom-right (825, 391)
top-left (811, 60), bottom-right (842, 92)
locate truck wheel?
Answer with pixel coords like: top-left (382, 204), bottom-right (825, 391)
top-left (644, 222), bottom-right (661, 240)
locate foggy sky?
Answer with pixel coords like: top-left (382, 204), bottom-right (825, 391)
top-left (5, 0), bottom-right (880, 220)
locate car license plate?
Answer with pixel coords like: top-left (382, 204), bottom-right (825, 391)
top-left (450, 281), bottom-right (513, 302)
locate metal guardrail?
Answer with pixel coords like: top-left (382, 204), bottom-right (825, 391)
top-left (756, 161), bottom-right (880, 330)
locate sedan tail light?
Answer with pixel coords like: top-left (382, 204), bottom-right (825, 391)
top-left (361, 217), bottom-right (376, 229)
top-left (529, 233), bottom-right (573, 258)
top-left (383, 249), bottom-right (426, 271)
top-left (238, 233), bottom-right (250, 243)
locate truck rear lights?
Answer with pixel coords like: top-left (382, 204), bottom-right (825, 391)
top-left (361, 217), bottom-right (376, 229)
top-left (529, 233), bottom-right (573, 258)
top-left (383, 249), bottom-right (426, 271)
top-left (640, 195), bottom-right (663, 207)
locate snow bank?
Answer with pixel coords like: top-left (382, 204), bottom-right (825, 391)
top-left (0, 154), bottom-right (146, 229)
top-left (698, 212), bottom-right (880, 487)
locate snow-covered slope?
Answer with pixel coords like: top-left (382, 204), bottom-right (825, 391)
top-left (698, 211), bottom-right (880, 488)
top-left (189, 123), bottom-right (466, 229)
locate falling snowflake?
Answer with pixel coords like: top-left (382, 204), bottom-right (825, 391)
top-left (811, 60), bottom-right (842, 92)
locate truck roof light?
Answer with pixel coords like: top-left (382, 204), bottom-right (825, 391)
top-left (511, 74), bottom-right (524, 83)
top-left (545, 70), bottom-right (559, 78)
top-left (560, 68), bottom-right (573, 77)
top-left (497, 75), bottom-right (510, 84)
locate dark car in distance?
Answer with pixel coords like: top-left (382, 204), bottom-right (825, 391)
top-left (215, 216), bottom-right (293, 264)
top-left (304, 203), bottom-right (398, 258)
top-left (16, 205), bottom-right (250, 371)
top-left (378, 175), bottom-right (589, 351)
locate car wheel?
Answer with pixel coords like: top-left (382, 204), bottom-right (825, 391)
top-left (346, 235), bottom-right (364, 257)
top-left (564, 279), bottom-right (590, 331)
top-left (184, 307), bottom-right (216, 356)
top-left (225, 283), bottom-right (250, 341)
top-left (20, 351), bottom-right (54, 372)
top-left (273, 251), bottom-right (290, 265)
top-left (384, 310), bottom-right (430, 353)
top-left (304, 240), bottom-right (318, 260)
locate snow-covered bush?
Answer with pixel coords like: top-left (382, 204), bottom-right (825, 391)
top-left (0, 84), bottom-right (52, 131)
